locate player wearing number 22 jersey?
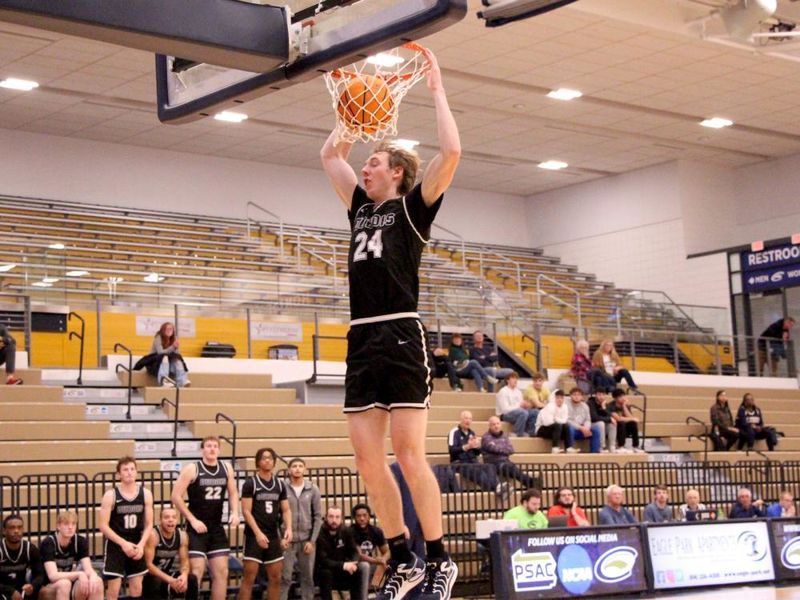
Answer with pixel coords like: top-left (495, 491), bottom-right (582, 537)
top-left (99, 456), bottom-right (154, 600)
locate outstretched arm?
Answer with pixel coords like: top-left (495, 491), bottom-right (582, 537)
top-left (420, 48), bottom-right (461, 207)
top-left (320, 130), bottom-right (358, 208)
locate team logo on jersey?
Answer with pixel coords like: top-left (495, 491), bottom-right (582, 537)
top-left (354, 212), bottom-right (395, 231)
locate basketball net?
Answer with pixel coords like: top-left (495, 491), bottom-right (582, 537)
top-left (324, 42), bottom-right (430, 145)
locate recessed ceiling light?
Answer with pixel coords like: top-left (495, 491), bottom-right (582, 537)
top-left (700, 117), bottom-right (733, 129)
top-left (366, 53), bottom-right (404, 67)
top-left (66, 270), bottom-right (89, 277)
top-left (547, 88), bottom-right (582, 101)
top-left (214, 111), bottom-right (248, 123)
top-left (392, 139), bottom-right (420, 151)
top-left (48, 242), bottom-right (65, 250)
top-left (0, 77), bottom-right (39, 91)
top-left (538, 160), bottom-right (568, 170)
top-left (143, 272), bottom-right (165, 283)
top-left (42, 277), bottom-right (60, 283)
top-left (32, 281), bottom-right (53, 288)
top-left (0, 264), bottom-right (16, 272)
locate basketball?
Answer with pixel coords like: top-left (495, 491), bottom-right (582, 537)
top-left (337, 74), bottom-right (394, 134)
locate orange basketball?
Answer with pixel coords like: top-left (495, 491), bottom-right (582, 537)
top-left (337, 74), bottom-right (394, 135)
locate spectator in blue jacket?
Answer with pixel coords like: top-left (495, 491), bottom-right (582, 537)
top-left (767, 490), bottom-right (796, 518)
top-left (729, 487), bottom-right (766, 519)
top-left (598, 485), bottom-right (637, 525)
top-left (447, 411), bottom-right (504, 498)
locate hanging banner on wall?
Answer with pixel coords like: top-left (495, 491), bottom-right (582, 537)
top-left (249, 321), bottom-right (303, 341)
top-left (135, 316), bottom-right (196, 338)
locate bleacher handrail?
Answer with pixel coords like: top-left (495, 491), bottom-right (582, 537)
top-left (215, 413), bottom-right (238, 469)
top-left (245, 200), bottom-right (285, 257)
top-left (431, 223), bottom-right (466, 271)
top-left (160, 379), bottom-right (181, 458)
top-left (67, 312), bottom-right (85, 386)
top-left (113, 342), bottom-right (134, 420)
top-left (536, 273), bottom-right (582, 330)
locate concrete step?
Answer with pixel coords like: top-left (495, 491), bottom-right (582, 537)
top-left (135, 439), bottom-right (202, 460)
top-left (0, 386), bottom-right (63, 403)
top-left (64, 387), bottom-right (141, 404)
top-left (143, 387), bottom-right (295, 404)
top-left (15, 368), bottom-right (41, 385)
top-left (118, 371), bottom-right (274, 389)
top-left (108, 421), bottom-right (193, 439)
top-left (0, 421), bottom-right (110, 441)
top-left (85, 404), bottom-right (161, 420)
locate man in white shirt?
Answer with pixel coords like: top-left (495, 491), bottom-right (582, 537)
top-left (495, 372), bottom-right (537, 437)
top-left (534, 390), bottom-right (579, 454)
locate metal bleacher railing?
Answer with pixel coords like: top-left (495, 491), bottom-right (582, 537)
top-left (2, 460), bottom-right (798, 586)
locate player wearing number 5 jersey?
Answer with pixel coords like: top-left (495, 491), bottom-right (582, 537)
top-left (320, 47), bottom-right (460, 600)
top-left (99, 456), bottom-right (154, 600)
top-left (172, 436), bottom-right (241, 600)
top-left (240, 447), bottom-right (292, 600)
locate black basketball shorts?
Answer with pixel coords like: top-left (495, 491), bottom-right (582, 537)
top-left (187, 523), bottom-right (230, 559)
top-left (344, 317), bottom-right (432, 412)
top-left (242, 531), bottom-right (284, 565)
top-left (103, 539), bottom-right (148, 579)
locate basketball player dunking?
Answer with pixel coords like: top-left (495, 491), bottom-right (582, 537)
top-left (320, 47), bottom-right (461, 600)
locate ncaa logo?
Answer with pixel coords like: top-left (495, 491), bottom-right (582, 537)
top-left (594, 546), bottom-right (638, 583)
top-left (510, 549), bottom-right (557, 592)
top-left (557, 544), bottom-right (593, 595)
top-left (781, 537), bottom-right (800, 569)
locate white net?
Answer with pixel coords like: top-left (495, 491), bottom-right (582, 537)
top-left (323, 42), bottom-right (429, 144)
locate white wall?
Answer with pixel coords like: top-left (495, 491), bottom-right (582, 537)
top-left (0, 128), bottom-right (530, 247)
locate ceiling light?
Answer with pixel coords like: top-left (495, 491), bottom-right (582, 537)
top-left (547, 88), bottom-right (582, 101)
top-left (144, 272), bottom-right (165, 283)
top-left (42, 277), bottom-right (59, 283)
top-left (0, 264), bottom-right (16, 272)
top-left (721, 0), bottom-right (777, 41)
top-left (214, 111), bottom-right (248, 123)
top-left (66, 270), bottom-right (89, 277)
top-left (31, 282), bottom-right (53, 288)
top-left (392, 139), bottom-right (420, 151)
top-left (48, 242), bottom-right (65, 250)
top-left (700, 117), bottom-right (733, 129)
top-left (366, 53), bottom-right (404, 67)
top-left (0, 77), bottom-right (39, 91)
top-left (538, 160), bottom-right (568, 170)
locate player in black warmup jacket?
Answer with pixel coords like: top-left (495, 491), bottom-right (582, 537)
top-left (0, 515), bottom-right (43, 600)
top-left (320, 47), bottom-right (461, 600)
top-left (171, 436), bottom-right (240, 600)
top-left (99, 456), bottom-right (154, 600)
top-left (143, 507), bottom-right (198, 599)
top-left (240, 447), bottom-right (292, 600)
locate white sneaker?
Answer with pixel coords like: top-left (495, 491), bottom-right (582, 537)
top-left (566, 447), bottom-right (581, 454)
top-left (160, 376), bottom-right (176, 387)
top-left (601, 448), bottom-right (610, 454)
top-left (551, 447), bottom-right (564, 454)
top-left (486, 375), bottom-right (499, 386)
top-left (617, 448), bottom-right (633, 454)
top-left (632, 447), bottom-right (646, 454)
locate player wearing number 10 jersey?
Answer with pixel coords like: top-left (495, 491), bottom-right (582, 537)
top-left (171, 436), bottom-right (240, 600)
top-left (99, 456), bottom-right (154, 600)
top-left (320, 48), bottom-right (461, 600)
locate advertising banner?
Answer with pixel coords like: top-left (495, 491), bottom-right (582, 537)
top-left (647, 521), bottom-right (774, 589)
top-left (490, 526), bottom-right (647, 598)
top-left (249, 321), bottom-right (303, 342)
top-left (770, 517), bottom-right (800, 581)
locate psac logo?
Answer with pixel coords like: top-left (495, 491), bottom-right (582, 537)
top-left (594, 546), bottom-right (638, 583)
top-left (510, 549), bottom-right (557, 592)
top-left (780, 537), bottom-right (800, 569)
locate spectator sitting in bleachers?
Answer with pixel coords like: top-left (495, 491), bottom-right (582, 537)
top-left (432, 347), bottom-right (462, 391)
top-left (503, 489), bottom-right (548, 529)
top-left (736, 393), bottom-right (778, 451)
top-left (710, 390), bottom-right (741, 452)
top-left (0, 324), bottom-right (22, 385)
top-left (546, 487), bottom-right (590, 527)
top-left (447, 410), bottom-right (506, 499)
top-left (0, 514), bottom-right (43, 600)
top-left (678, 489), bottom-right (707, 521)
top-left (767, 490), bottom-right (796, 518)
top-left (39, 510), bottom-right (103, 600)
top-left (569, 340), bottom-right (594, 395)
top-left (152, 322), bottom-right (190, 387)
top-left (587, 391), bottom-right (616, 453)
top-left (534, 390), bottom-right (578, 454)
top-left (522, 372), bottom-right (549, 412)
top-left (567, 388), bottom-right (603, 453)
top-left (496, 372), bottom-right (537, 437)
top-left (314, 507), bottom-right (369, 600)
top-left (729, 487), bottom-right (766, 519)
top-left (281, 457), bottom-right (322, 600)
top-left (598, 485), bottom-right (637, 525)
top-left (591, 339), bottom-right (638, 394)
top-left (608, 389), bottom-right (644, 454)
top-left (643, 485), bottom-right (674, 523)
top-left (349, 503), bottom-right (389, 591)
top-left (448, 333), bottom-right (497, 392)
top-left (470, 330), bottom-right (513, 391)
top-left (481, 416), bottom-right (538, 489)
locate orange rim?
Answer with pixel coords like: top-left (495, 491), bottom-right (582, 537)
top-left (329, 42), bottom-right (430, 81)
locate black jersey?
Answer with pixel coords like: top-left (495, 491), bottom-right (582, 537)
top-left (241, 474), bottom-right (286, 537)
top-left (0, 539), bottom-right (42, 592)
top-left (187, 461), bottom-right (229, 526)
top-left (347, 184), bottom-right (442, 323)
top-left (152, 527), bottom-right (181, 574)
top-left (110, 485), bottom-right (146, 542)
top-left (40, 534), bottom-right (89, 584)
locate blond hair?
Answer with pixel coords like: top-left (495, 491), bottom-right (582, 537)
top-left (374, 141), bottom-right (421, 196)
top-left (593, 339), bottom-right (621, 369)
top-left (56, 510), bottom-right (78, 525)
